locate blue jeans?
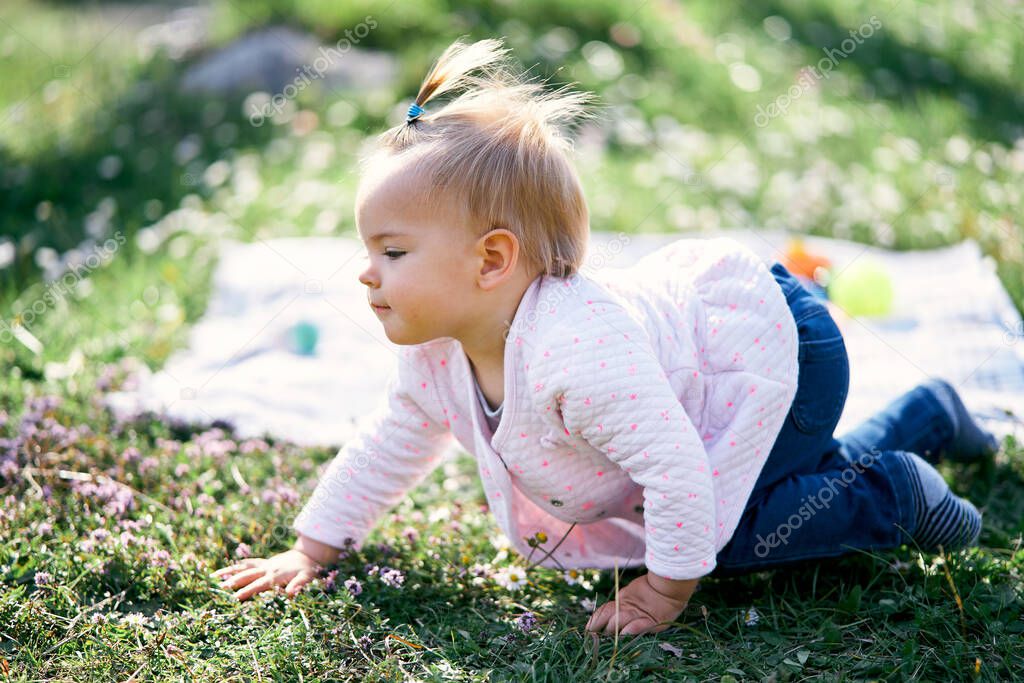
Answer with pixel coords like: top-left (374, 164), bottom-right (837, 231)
top-left (712, 263), bottom-right (956, 575)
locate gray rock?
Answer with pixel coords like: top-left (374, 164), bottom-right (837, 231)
top-left (179, 25), bottom-right (398, 96)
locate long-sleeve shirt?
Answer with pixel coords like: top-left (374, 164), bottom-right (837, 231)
top-left (293, 236), bottom-right (800, 579)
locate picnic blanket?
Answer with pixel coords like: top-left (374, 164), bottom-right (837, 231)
top-left (105, 229), bottom-right (1024, 449)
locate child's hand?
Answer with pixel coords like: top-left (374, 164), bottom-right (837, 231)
top-left (585, 573), bottom-right (698, 636)
top-left (212, 549), bottom-right (323, 601)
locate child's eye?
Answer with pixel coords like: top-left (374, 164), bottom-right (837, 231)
top-left (383, 249), bottom-right (406, 260)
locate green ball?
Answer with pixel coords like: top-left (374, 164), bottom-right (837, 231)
top-left (289, 321), bottom-right (319, 355)
top-left (828, 259), bottom-right (894, 317)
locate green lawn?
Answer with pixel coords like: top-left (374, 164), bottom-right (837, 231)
top-left (2, 0), bottom-right (1024, 679)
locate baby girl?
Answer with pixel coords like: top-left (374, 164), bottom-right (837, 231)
top-left (213, 38), bottom-right (997, 637)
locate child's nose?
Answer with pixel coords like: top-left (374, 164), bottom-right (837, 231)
top-left (358, 265), bottom-right (378, 288)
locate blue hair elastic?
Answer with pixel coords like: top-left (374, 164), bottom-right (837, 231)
top-left (406, 102), bottom-right (425, 123)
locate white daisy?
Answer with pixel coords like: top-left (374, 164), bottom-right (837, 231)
top-left (563, 568), bottom-right (582, 585)
top-left (489, 533), bottom-right (512, 563)
top-left (122, 612), bottom-right (149, 628)
top-left (428, 506), bottom-right (451, 523)
top-left (496, 566), bottom-right (528, 592)
top-left (489, 533), bottom-right (512, 550)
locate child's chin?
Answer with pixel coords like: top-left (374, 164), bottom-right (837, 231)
top-left (381, 324), bottom-right (415, 345)
top-left (384, 328), bottom-right (438, 347)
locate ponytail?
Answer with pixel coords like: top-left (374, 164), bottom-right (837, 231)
top-left (405, 38), bottom-right (511, 125)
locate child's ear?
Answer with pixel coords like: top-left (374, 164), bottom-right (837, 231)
top-left (476, 227), bottom-right (520, 287)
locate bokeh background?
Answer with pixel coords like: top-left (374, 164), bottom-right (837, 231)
top-left (2, 1), bottom-right (1023, 680)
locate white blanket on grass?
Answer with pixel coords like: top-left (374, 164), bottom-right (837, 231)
top-left (105, 230), bottom-right (1024, 448)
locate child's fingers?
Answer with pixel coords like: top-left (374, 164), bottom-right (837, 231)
top-left (600, 609), bottom-right (626, 635)
top-left (233, 575), bottom-right (275, 601)
top-left (619, 616), bottom-right (655, 636)
top-left (212, 566), bottom-right (246, 580)
top-left (585, 602), bottom-right (613, 633)
top-left (587, 603), bottom-right (646, 636)
top-left (603, 609), bottom-right (648, 636)
top-left (284, 570), bottom-right (317, 597)
top-left (219, 567), bottom-right (266, 591)
top-left (212, 559), bottom-right (261, 578)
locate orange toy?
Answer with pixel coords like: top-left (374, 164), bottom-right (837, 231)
top-left (783, 238), bottom-right (831, 283)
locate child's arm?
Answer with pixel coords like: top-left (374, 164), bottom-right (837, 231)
top-left (292, 346), bottom-right (453, 550)
top-left (530, 299), bottom-right (718, 580)
top-left (213, 347), bottom-right (453, 600)
top-left (529, 298), bottom-right (718, 636)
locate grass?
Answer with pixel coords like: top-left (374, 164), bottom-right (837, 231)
top-left (3, 385), bottom-right (1024, 679)
top-left (2, 0), bottom-right (1024, 679)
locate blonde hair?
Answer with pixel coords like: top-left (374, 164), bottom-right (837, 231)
top-left (359, 37), bottom-right (595, 278)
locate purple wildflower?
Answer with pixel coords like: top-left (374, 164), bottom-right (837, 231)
top-left (119, 518), bottom-right (147, 531)
top-left (28, 395), bottom-right (62, 413)
top-left (96, 365), bottom-right (117, 392)
top-left (240, 438), bottom-right (269, 454)
top-left (155, 438), bottom-right (181, 455)
top-left (185, 428), bottom-right (237, 461)
top-left (260, 484), bottom-right (300, 506)
top-left (234, 543), bottom-right (252, 559)
top-left (71, 479), bottom-right (134, 518)
top-left (137, 456), bottom-right (159, 475)
top-left (117, 530), bottom-right (138, 547)
top-left (149, 549), bottom-right (173, 567)
top-left (0, 458), bottom-right (19, 481)
top-left (344, 576), bottom-right (363, 596)
top-left (34, 571), bottom-right (53, 587)
top-left (380, 567), bottom-right (405, 589)
top-left (515, 611), bottom-right (538, 633)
